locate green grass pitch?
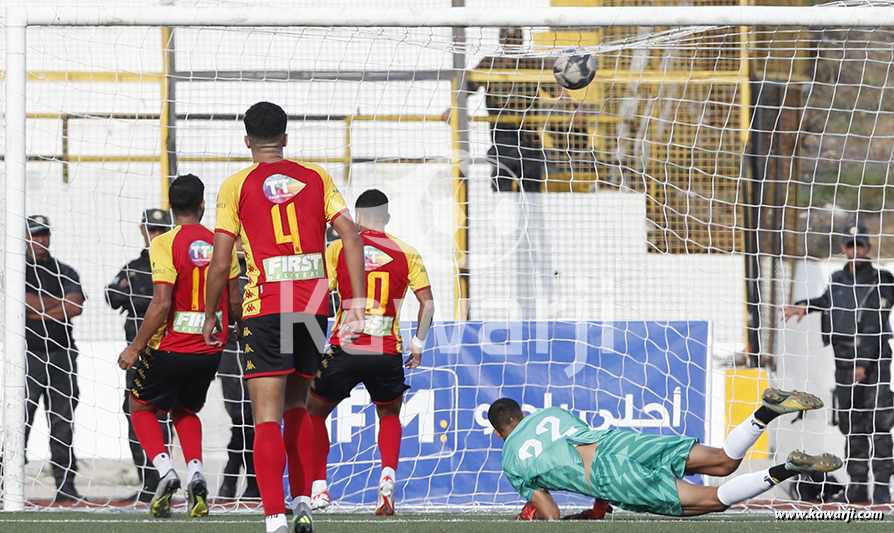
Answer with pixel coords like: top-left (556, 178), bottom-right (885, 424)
top-left (0, 512), bottom-right (889, 533)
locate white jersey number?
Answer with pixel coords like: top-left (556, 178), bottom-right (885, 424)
top-left (517, 416), bottom-right (579, 460)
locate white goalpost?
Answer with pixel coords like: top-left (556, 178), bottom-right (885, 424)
top-left (5, 2), bottom-right (894, 514)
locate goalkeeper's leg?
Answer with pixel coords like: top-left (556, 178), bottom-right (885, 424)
top-left (687, 388), bottom-right (823, 476)
top-left (678, 450), bottom-right (842, 516)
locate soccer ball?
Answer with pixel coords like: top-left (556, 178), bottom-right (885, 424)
top-left (553, 51), bottom-right (596, 90)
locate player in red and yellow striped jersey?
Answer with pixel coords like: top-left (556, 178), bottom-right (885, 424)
top-left (202, 102), bottom-right (366, 533)
top-left (117, 174), bottom-right (242, 519)
top-left (308, 189), bottom-right (435, 516)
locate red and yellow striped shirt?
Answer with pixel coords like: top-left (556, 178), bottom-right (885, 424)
top-left (149, 224), bottom-right (240, 353)
top-left (215, 160), bottom-right (349, 318)
top-left (327, 229), bottom-right (431, 355)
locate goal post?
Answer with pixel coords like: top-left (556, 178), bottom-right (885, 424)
top-left (4, 3), bottom-right (894, 513)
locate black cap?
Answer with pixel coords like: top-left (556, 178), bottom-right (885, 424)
top-left (141, 208), bottom-right (172, 230)
top-left (27, 215), bottom-right (51, 235)
top-left (842, 224), bottom-right (870, 247)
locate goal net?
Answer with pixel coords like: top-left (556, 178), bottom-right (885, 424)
top-left (2, 0), bottom-right (892, 513)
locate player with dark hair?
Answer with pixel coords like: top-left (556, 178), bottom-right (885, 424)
top-left (203, 101), bottom-right (366, 533)
top-left (118, 174), bottom-right (242, 518)
top-left (488, 390), bottom-right (843, 519)
top-left (106, 208), bottom-right (174, 503)
top-left (308, 189), bottom-right (435, 515)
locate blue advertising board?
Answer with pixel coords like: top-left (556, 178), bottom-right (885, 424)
top-left (321, 321), bottom-right (710, 508)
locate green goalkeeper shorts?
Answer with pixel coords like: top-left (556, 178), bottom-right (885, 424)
top-left (587, 430), bottom-right (698, 516)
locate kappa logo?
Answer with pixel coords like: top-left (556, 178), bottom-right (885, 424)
top-left (244, 345), bottom-right (254, 354)
top-left (243, 327), bottom-right (251, 337)
top-left (246, 360), bottom-right (256, 371)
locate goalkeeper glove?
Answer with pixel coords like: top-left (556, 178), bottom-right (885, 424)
top-left (516, 502), bottom-right (538, 521)
top-left (561, 499), bottom-right (613, 520)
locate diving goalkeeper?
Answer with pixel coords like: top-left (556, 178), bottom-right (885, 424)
top-left (488, 389), bottom-right (842, 519)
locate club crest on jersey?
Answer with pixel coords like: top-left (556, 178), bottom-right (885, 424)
top-left (189, 240), bottom-right (213, 267)
top-left (263, 174), bottom-right (305, 204)
top-left (363, 246), bottom-right (393, 271)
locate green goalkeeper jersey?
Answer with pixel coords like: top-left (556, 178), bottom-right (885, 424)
top-left (501, 407), bottom-right (607, 501)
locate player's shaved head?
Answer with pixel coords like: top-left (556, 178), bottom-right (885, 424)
top-left (169, 174), bottom-right (204, 217)
top-left (488, 398), bottom-right (524, 436)
top-left (355, 188), bottom-right (389, 224)
top-left (244, 101), bottom-right (287, 144)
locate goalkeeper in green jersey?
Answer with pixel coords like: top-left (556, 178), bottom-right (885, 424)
top-left (488, 389), bottom-right (843, 519)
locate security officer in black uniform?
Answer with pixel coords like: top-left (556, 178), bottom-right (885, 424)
top-left (105, 208), bottom-right (172, 503)
top-left (24, 215), bottom-right (86, 502)
top-left (444, 28), bottom-right (547, 193)
top-left (785, 224), bottom-right (894, 504)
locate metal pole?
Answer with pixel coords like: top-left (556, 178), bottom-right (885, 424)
top-left (451, 0), bottom-right (470, 320)
top-left (3, 6), bottom-right (29, 512)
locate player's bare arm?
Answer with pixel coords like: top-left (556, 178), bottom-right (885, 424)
top-left (406, 288), bottom-right (434, 369)
top-left (117, 283), bottom-right (173, 371)
top-left (203, 231), bottom-right (237, 347)
top-left (331, 213), bottom-right (366, 342)
top-left (529, 490), bottom-right (560, 521)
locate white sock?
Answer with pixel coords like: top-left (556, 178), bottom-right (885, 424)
top-left (187, 459), bottom-right (203, 481)
top-left (312, 480), bottom-right (328, 495)
top-left (722, 414), bottom-right (766, 460)
top-left (291, 495), bottom-right (311, 511)
top-left (265, 513), bottom-right (288, 532)
top-left (151, 453), bottom-right (174, 477)
top-left (381, 466), bottom-right (396, 482)
top-left (716, 468), bottom-right (775, 506)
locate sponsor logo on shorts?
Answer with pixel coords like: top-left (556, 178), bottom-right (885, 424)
top-left (173, 310), bottom-right (221, 334)
top-left (263, 174), bottom-right (305, 204)
top-left (246, 360), bottom-right (256, 371)
top-left (263, 253), bottom-right (324, 281)
top-left (363, 314), bottom-right (394, 336)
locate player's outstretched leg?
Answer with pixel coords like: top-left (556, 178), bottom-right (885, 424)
top-left (722, 389), bottom-right (822, 463)
top-left (149, 469), bottom-right (181, 518)
top-left (713, 450), bottom-right (842, 512)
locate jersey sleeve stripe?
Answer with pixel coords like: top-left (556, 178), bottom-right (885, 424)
top-left (330, 208), bottom-right (349, 224)
top-left (215, 228), bottom-right (238, 239)
top-left (413, 285), bottom-right (431, 292)
top-left (153, 280), bottom-right (175, 286)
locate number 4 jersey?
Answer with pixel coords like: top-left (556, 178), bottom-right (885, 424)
top-left (326, 229), bottom-right (431, 355)
top-left (149, 223), bottom-right (241, 353)
top-left (501, 407), bottom-right (609, 501)
top-left (215, 159), bottom-right (349, 318)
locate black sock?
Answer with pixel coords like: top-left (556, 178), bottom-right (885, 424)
top-left (754, 406), bottom-right (777, 425)
top-left (769, 464), bottom-right (799, 483)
